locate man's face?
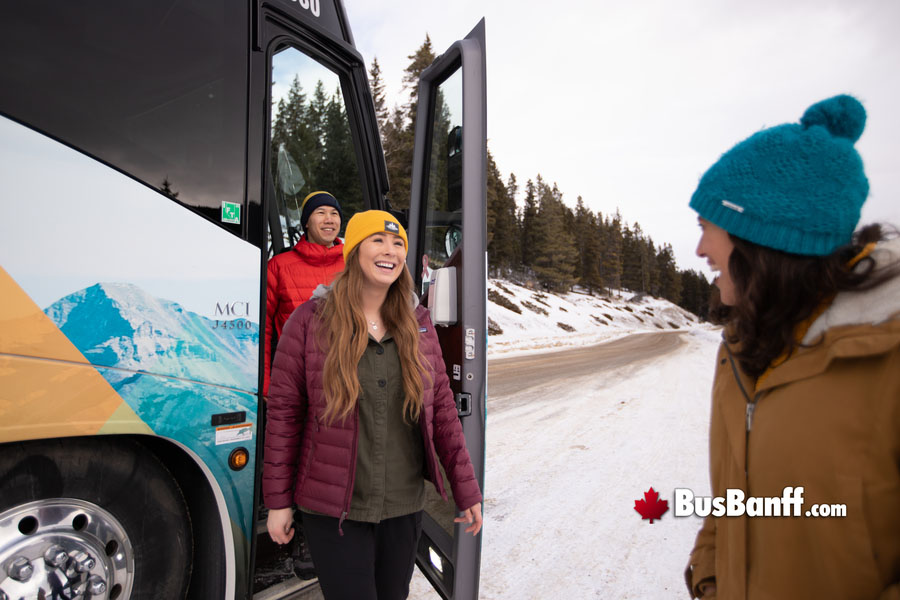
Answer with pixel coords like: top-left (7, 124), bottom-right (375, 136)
top-left (305, 206), bottom-right (341, 246)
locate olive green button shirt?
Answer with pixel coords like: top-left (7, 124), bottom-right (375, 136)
top-left (347, 331), bottom-right (425, 522)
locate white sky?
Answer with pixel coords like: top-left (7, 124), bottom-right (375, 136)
top-left (343, 0), bottom-right (900, 275)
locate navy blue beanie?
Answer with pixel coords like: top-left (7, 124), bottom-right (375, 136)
top-left (690, 95), bottom-right (869, 256)
top-left (300, 191), bottom-right (342, 229)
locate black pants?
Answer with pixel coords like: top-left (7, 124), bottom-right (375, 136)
top-left (300, 511), bottom-right (423, 600)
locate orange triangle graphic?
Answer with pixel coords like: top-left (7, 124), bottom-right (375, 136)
top-left (0, 267), bottom-right (151, 442)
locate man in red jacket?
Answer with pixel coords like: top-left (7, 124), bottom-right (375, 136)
top-left (265, 190), bottom-right (345, 396)
top-left (264, 191), bottom-right (344, 580)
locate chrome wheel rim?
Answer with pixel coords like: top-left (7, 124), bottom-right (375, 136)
top-left (0, 498), bottom-right (134, 599)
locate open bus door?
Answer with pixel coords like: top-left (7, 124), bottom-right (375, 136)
top-left (406, 20), bottom-right (487, 600)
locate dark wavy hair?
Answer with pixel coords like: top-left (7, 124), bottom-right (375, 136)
top-left (710, 224), bottom-right (899, 379)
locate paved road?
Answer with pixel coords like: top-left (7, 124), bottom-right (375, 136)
top-left (487, 331), bottom-right (685, 413)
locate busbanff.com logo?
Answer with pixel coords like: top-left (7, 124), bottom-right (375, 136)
top-left (635, 486), bottom-right (847, 523)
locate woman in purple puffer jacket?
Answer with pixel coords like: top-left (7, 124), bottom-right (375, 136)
top-left (263, 210), bottom-right (483, 600)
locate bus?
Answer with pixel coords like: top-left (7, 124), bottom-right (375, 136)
top-left (0, 2), bottom-right (487, 599)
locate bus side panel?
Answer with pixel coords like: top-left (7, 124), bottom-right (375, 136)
top-left (0, 115), bottom-right (261, 578)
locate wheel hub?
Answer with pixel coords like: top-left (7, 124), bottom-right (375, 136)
top-left (0, 499), bottom-right (134, 599)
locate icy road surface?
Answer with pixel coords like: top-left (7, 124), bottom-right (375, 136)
top-left (409, 328), bottom-right (720, 599)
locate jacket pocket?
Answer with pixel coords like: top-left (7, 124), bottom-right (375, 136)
top-left (820, 474), bottom-right (882, 598)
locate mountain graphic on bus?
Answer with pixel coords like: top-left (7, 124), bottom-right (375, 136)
top-left (44, 282), bottom-right (258, 393)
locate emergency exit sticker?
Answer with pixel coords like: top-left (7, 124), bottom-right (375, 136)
top-left (215, 423), bottom-right (252, 445)
top-left (221, 201), bottom-right (241, 224)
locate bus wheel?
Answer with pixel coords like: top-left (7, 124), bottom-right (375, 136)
top-left (0, 437), bottom-right (192, 600)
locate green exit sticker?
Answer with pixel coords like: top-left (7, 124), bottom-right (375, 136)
top-left (221, 201), bottom-right (241, 224)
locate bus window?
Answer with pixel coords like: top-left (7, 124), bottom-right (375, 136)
top-left (267, 46), bottom-right (365, 256)
top-left (0, 1), bottom-right (247, 236)
top-left (419, 65), bottom-right (466, 535)
top-left (421, 70), bottom-right (464, 277)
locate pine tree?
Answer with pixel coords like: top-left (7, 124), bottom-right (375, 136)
top-left (318, 88), bottom-right (363, 216)
top-left (382, 36), bottom-right (436, 209)
top-left (531, 179), bottom-right (578, 291)
top-left (160, 177), bottom-right (179, 199)
top-left (486, 154), bottom-right (519, 275)
top-left (573, 197), bottom-right (601, 293)
top-left (502, 173), bottom-right (522, 270)
top-left (656, 243), bottom-right (683, 303)
top-left (600, 211), bottom-right (623, 294)
top-left (368, 57), bottom-right (388, 132)
top-left (643, 235), bottom-right (659, 294)
top-left (270, 76), bottom-right (316, 207)
top-left (520, 178), bottom-right (539, 270)
top-left (382, 105), bottom-right (413, 208)
top-left (402, 34), bottom-right (436, 118)
top-left (306, 81), bottom-right (328, 159)
top-left (678, 269), bottom-right (712, 319)
top-left (620, 224), bottom-right (641, 291)
top-left (506, 173), bottom-right (519, 207)
top-left (427, 88), bottom-right (453, 211)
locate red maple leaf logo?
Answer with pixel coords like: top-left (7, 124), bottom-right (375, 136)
top-left (634, 487), bottom-right (669, 523)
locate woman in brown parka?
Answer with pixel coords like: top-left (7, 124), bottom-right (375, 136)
top-left (685, 95), bottom-right (900, 599)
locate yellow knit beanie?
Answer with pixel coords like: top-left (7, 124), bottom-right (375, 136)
top-left (343, 210), bottom-right (408, 261)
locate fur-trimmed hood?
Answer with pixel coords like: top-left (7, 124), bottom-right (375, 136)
top-left (803, 237), bottom-right (900, 344)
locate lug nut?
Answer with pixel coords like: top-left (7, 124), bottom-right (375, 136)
top-left (44, 544), bottom-right (69, 568)
top-left (88, 575), bottom-right (107, 595)
top-left (8, 556), bottom-right (34, 582)
top-left (71, 550), bottom-right (95, 572)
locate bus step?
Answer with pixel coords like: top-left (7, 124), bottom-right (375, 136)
top-left (253, 576), bottom-right (323, 600)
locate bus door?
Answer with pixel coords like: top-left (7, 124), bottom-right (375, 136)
top-left (252, 2), bottom-right (389, 597)
top-left (406, 20), bottom-right (488, 600)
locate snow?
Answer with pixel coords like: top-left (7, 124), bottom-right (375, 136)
top-left (486, 280), bottom-right (702, 359)
top-left (410, 281), bottom-right (722, 599)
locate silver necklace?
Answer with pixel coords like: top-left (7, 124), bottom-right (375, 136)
top-left (369, 320), bottom-right (378, 330)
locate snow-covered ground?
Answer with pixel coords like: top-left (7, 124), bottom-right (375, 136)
top-left (410, 280), bottom-right (721, 599)
top-left (486, 280), bottom-right (702, 359)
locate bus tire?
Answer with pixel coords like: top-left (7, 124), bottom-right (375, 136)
top-left (0, 436), bottom-right (192, 599)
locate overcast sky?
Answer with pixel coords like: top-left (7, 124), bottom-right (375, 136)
top-left (343, 0), bottom-right (900, 275)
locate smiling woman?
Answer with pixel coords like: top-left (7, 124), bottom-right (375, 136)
top-left (346, 211), bottom-right (410, 298)
top-left (695, 218), bottom-right (736, 305)
top-left (263, 209), bottom-right (483, 600)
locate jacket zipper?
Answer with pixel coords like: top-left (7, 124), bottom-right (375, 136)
top-left (745, 400), bottom-right (758, 432)
top-left (726, 349), bottom-right (760, 476)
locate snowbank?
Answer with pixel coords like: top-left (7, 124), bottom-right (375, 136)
top-left (488, 279), bottom-right (710, 358)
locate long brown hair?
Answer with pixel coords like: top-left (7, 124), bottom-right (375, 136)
top-left (712, 224), bottom-right (898, 379)
top-left (317, 246), bottom-right (430, 425)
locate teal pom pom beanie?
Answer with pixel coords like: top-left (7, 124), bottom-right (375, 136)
top-left (689, 95), bottom-right (869, 256)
